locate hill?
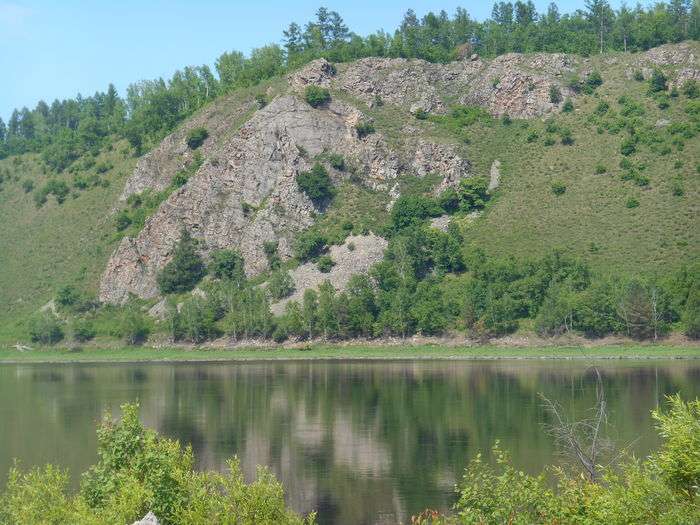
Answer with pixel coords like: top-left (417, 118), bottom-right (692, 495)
top-left (0, 42), bottom-right (698, 344)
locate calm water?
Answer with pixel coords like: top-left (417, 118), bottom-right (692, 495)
top-left (0, 359), bottom-right (698, 524)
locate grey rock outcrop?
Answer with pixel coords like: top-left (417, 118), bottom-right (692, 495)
top-left (100, 94), bottom-right (463, 304)
top-left (131, 512), bottom-right (159, 525)
top-left (270, 234), bottom-right (387, 315)
top-left (288, 58), bottom-right (336, 91)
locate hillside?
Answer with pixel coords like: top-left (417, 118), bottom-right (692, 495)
top-left (0, 42), bottom-right (698, 344)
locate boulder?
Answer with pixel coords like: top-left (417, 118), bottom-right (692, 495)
top-left (131, 512), bottom-right (159, 525)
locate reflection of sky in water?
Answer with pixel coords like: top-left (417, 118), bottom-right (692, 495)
top-left (1, 360), bottom-right (698, 525)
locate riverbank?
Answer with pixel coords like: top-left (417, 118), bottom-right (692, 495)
top-left (0, 343), bottom-right (699, 363)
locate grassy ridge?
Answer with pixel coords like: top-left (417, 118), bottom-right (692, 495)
top-left (0, 344), bottom-right (698, 363)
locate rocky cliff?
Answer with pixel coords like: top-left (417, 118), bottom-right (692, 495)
top-left (99, 44), bottom-right (698, 304)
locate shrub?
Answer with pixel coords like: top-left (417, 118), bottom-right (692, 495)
top-left (186, 127), bottom-right (208, 149)
top-left (115, 210), bottom-right (132, 231)
top-left (21, 179), bottom-right (33, 193)
top-left (549, 85), bottom-right (562, 104)
top-left (169, 296), bottom-right (217, 343)
top-left (317, 255), bottom-right (335, 273)
top-left (328, 153), bottom-right (345, 171)
top-left (559, 128), bottom-right (574, 145)
top-left (595, 100), bottom-right (610, 115)
top-left (304, 85), bottom-right (331, 107)
top-left (294, 229), bottom-right (326, 262)
top-left (390, 194), bottom-right (443, 230)
top-left (457, 177), bottom-right (489, 211)
top-left (268, 270), bottom-right (295, 300)
top-left (28, 313), bottom-right (64, 345)
top-left (551, 181), bottom-right (566, 195)
top-left (657, 94), bottom-right (670, 109)
top-left (682, 281), bottom-right (700, 339)
top-left (501, 114), bottom-right (512, 126)
top-left (72, 318), bottom-right (96, 342)
top-left (584, 70), bottom-right (603, 91)
top-left (682, 79), bottom-right (698, 99)
top-left (157, 229), bottom-right (207, 294)
top-left (210, 249), bottom-right (245, 283)
top-left (255, 93), bottom-right (268, 108)
top-left (626, 197), bottom-right (639, 208)
top-left (413, 108), bottom-right (429, 120)
top-left (633, 69), bottom-right (645, 81)
top-left (263, 240), bottom-right (281, 270)
top-left (620, 137), bottom-right (636, 156)
top-left (562, 99), bottom-right (573, 112)
top-left (0, 403), bottom-right (312, 524)
top-left (648, 69), bottom-right (668, 94)
top-left (544, 136), bottom-right (556, 146)
top-left (118, 306), bottom-right (150, 345)
top-left (355, 120), bottom-right (375, 138)
top-left (526, 130), bottom-right (539, 143)
top-left (594, 163), bottom-right (607, 174)
top-left (296, 163), bottom-right (335, 205)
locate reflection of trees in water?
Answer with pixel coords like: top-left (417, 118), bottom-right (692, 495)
top-left (0, 361), bottom-right (698, 524)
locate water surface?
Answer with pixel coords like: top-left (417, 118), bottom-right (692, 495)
top-left (0, 360), bottom-right (698, 524)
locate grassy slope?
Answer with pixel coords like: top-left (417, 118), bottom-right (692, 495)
top-left (0, 145), bottom-right (135, 340)
top-left (0, 344), bottom-right (698, 363)
top-left (0, 47), bottom-right (698, 343)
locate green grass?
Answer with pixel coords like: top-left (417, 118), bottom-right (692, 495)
top-left (0, 143), bottom-right (135, 341)
top-left (0, 344), bottom-right (698, 363)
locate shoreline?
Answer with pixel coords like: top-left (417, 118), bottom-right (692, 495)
top-left (1, 343), bottom-right (699, 364)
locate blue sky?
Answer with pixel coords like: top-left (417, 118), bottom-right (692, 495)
top-left (1, 1), bottom-right (625, 121)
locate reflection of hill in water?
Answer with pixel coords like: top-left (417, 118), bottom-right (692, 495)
top-left (1, 360), bottom-right (698, 524)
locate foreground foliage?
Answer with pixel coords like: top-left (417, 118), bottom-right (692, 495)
top-left (415, 395), bottom-right (699, 525)
top-left (0, 403), bottom-right (315, 525)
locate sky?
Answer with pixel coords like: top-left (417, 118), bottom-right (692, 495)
top-left (1, 1), bottom-right (626, 122)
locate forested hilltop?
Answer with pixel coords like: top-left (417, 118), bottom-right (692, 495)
top-left (0, 2), bottom-right (698, 347)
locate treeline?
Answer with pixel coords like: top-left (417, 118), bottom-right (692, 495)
top-left (36, 176), bottom-right (699, 346)
top-left (2, 1), bottom-right (699, 163)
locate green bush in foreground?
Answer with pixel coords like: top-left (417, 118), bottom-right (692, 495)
top-left (417, 396), bottom-right (699, 525)
top-left (185, 127), bottom-right (208, 149)
top-left (304, 85), bottom-right (330, 108)
top-left (0, 403), bottom-right (314, 525)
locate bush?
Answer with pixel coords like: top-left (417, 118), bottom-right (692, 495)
top-left (263, 240), bottom-right (281, 270)
top-left (210, 249), bottom-right (245, 283)
top-left (118, 306), bottom-right (150, 345)
top-left (296, 163), bottom-right (335, 206)
top-left (294, 229), bottom-right (326, 262)
top-left (390, 194), bottom-right (443, 230)
top-left (526, 131), bottom-right (539, 143)
top-left (633, 70), bottom-right (645, 81)
top-left (626, 197), bottom-right (639, 208)
top-left (594, 163), bottom-right (607, 174)
top-left (185, 127), bottom-right (208, 149)
top-left (559, 128), bottom-right (574, 145)
top-left (551, 181), bottom-right (566, 195)
top-left (157, 229), bottom-right (207, 294)
top-left (28, 313), bottom-right (64, 345)
top-left (115, 210), bottom-right (132, 231)
top-left (549, 85), bottom-right (562, 104)
top-left (682, 79), bottom-right (698, 99)
top-left (355, 120), bottom-right (375, 138)
top-left (620, 137), bottom-right (636, 156)
top-left (562, 99), bottom-right (573, 112)
top-left (544, 136), bottom-right (556, 146)
top-left (595, 100), bottom-right (610, 115)
top-left (268, 270), bottom-right (295, 300)
top-left (21, 179), bottom-right (33, 193)
top-left (169, 296), bottom-right (218, 343)
top-left (304, 85), bottom-right (331, 107)
top-left (648, 69), bottom-right (668, 94)
top-left (56, 285), bottom-right (81, 308)
top-left (682, 281), bottom-right (700, 339)
top-left (584, 70), bottom-right (603, 92)
top-left (456, 176), bottom-right (489, 211)
top-left (317, 255), bottom-right (335, 273)
top-left (0, 403), bottom-right (313, 524)
top-left (328, 153), bottom-right (345, 171)
top-left (72, 318), bottom-right (96, 342)
top-left (255, 93), bottom-right (268, 108)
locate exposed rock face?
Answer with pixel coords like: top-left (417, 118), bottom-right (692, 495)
top-left (132, 512), bottom-right (159, 525)
top-left (121, 94), bottom-right (256, 200)
top-left (270, 234), bottom-right (387, 315)
top-left (460, 53), bottom-right (576, 117)
top-left (100, 95), bottom-right (463, 304)
top-left (642, 42), bottom-right (697, 67)
top-left (288, 58), bottom-right (336, 91)
top-left (335, 52), bottom-right (576, 118)
top-left (411, 140), bottom-right (470, 192)
top-left (488, 160), bottom-right (501, 192)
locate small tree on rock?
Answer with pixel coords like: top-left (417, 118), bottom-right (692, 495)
top-left (157, 229), bottom-right (207, 294)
